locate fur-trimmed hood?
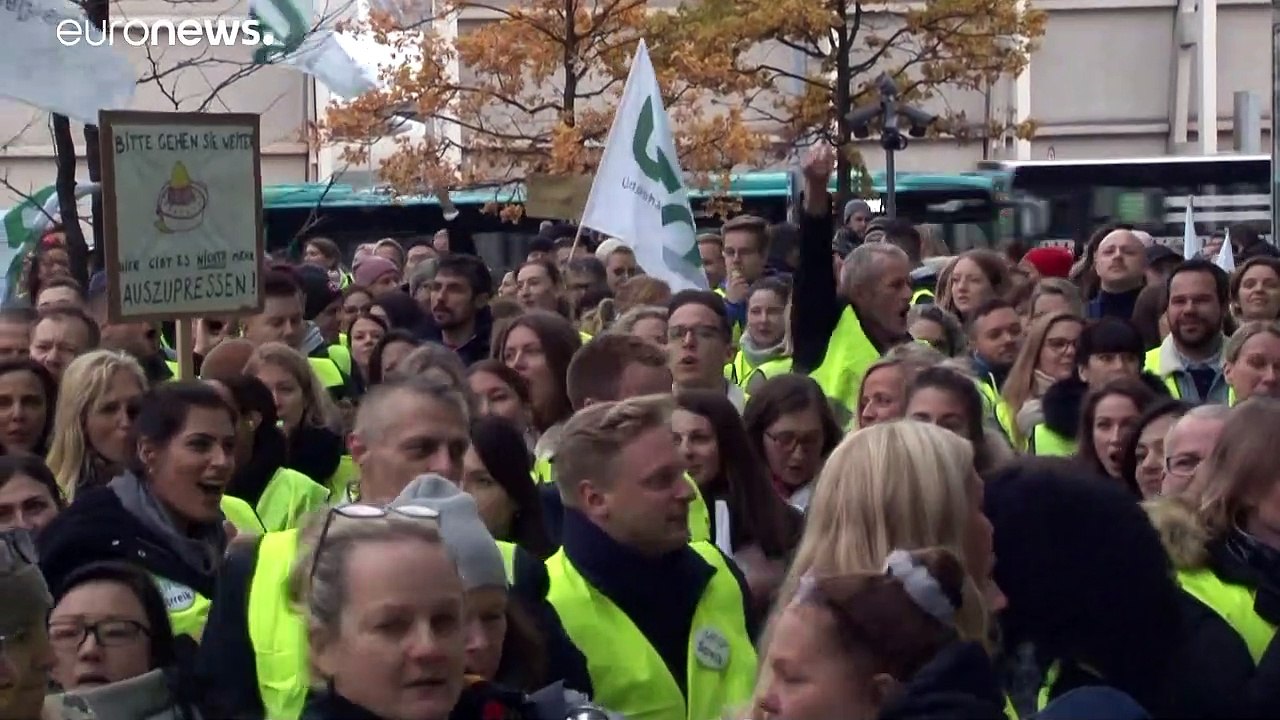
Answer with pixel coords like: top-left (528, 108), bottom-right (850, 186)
top-left (1040, 371), bottom-right (1171, 439)
top-left (1143, 496), bottom-right (1210, 571)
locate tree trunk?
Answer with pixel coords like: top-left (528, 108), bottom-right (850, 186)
top-left (51, 115), bottom-right (89, 289)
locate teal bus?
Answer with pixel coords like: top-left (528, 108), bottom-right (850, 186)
top-left (261, 170), bottom-right (1014, 267)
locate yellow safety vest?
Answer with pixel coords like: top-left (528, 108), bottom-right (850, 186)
top-left (249, 530), bottom-right (523, 720)
top-left (546, 542), bottom-right (757, 720)
top-left (911, 288), bottom-right (935, 305)
top-left (808, 305), bottom-right (881, 428)
top-left (165, 359), bottom-right (180, 380)
top-left (326, 455), bottom-right (359, 500)
top-left (1030, 424), bottom-right (1076, 457)
top-left (339, 332), bottom-right (349, 348)
top-left (1144, 347), bottom-right (1182, 399)
top-left (975, 375), bottom-right (1017, 446)
top-left (579, 330), bottom-right (593, 344)
top-left (326, 344), bottom-right (352, 377)
top-left (308, 356), bottom-right (345, 392)
top-left (256, 467), bottom-right (330, 533)
top-left (221, 495), bottom-right (266, 535)
top-left (534, 459), bottom-right (711, 543)
top-left (725, 351), bottom-right (791, 392)
top-left (1178, 568), bottom-right (1277, 663)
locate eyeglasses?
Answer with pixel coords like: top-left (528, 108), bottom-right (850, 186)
top-left (1165, 453), bottom-right (1203, 478)
top-left (343, 303), bottom-right (372, 315)
top-left (765, 430), bottom-right (824, 453)
top-left (668, 325), bottom-right (724, 343)
top-left (48, 619), bottom-right (150, 651)
top-left (309, 504), bottom-right (441, 585)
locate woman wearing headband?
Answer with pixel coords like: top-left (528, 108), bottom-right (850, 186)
top-left (755, 547), bottom-right (1005, 720)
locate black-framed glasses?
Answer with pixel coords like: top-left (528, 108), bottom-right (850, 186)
top-left (1165, 453), bottom-right (1203, 478)
top-left (309, 504), bottom-right (441, 585)
top-left (0, 528), bottom-right (37, 575)
top-left (48, 619), bottom-right (150, 651)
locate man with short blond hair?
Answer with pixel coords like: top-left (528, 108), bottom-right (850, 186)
top-left (546, 394), bottom-right (757, 720)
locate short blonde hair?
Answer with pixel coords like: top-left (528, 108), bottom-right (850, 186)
top-left (553, 394), bottom-right (672, 504)
top-left (611, 305), bottom-right (668, 337)
top-left (244, 342), bottom-right (341, 431)
top-left (46, 350), bottom-right (148, 498)
top-left (1224, 320), bottom-right (1280, 364)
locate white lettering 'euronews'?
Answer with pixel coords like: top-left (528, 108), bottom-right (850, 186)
top-left (55, 18), bottom-right (273, 47)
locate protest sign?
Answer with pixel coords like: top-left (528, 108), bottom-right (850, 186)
top-left (99, 111), bottom-right (264, 323)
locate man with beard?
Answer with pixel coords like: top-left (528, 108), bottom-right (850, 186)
top-left (1145, 259), bottom-right (1231, 404)
top-left (423, 253), bottom-right (493, 365)
top-left (1088, 229), bottom-right (1147, 320)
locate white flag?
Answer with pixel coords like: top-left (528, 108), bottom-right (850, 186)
top-left (1215, 229), bottom-right (1236, 273)
top-left (1183, 196), bottom-right (1201, 260)
top-left (0, 0), bottom-right (134, 125)
top-left (579, 40), bottom-right (707, 292)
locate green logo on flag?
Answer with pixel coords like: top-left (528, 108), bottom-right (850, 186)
top-left (632, 96), bottom-right (701, 273)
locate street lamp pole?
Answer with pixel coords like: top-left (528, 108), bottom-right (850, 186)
top-left (1272, 1), bottom-right (1280, 242)
top-left (846, 74), bottom-right (936, 221)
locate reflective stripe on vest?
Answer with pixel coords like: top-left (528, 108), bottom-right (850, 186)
top-left (546, 542), bottom-right (756, 720)
top-left (308, 356), bottom-right (344, 390)
top-left (1144, 347), bottom-right (1182, 399)
top-left (1178, 568), bottom-right (1277, 663)
top-left (808, 306), bottom-right (880, 428)
top-left (249, 529), bottom-right (308, 720)
top-left (1030, 424), bottom-right (1076, 457)
top-left (326, 455), bottom-right (359, 500)
top-left (326, 344), bottom-right (352, 377)
top-left (497, 540), bottom-right (516, 583)
top-left (911, 288), bottom-right (935, 305)
top-left (256, 467), bottom-right (331, 533)
top-left (153, 575), bottom-right (211, 642)
top-left (221, 495), bottom-right (265, 535)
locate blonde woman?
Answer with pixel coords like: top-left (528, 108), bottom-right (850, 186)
top-left (611, 305), bottom-right (668, 348)
top-left (1001, 312), bottom-right (1085, 448)
top-left (1222, 320), bottom-right (1280, 404)
top-left (244, 342), bottom-right (347, 492)
top-left (752, 420), bottom-right (1003, 715)
top-left (1144, 399), bottom-right (1280, 717)
top-left (46, 350), bottom-right (147, 499)
top-left (855, 343), bottom-right (947, 429)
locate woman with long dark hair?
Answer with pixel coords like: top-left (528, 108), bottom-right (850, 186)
top-left (464, 415), bottom-right (553, 559)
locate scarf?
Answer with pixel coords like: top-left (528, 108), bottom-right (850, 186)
top-left (1032, 369), bottom-right (1057, 398)
top-left (739, 333), bottom-right (787, 369)
top-left (109, 471), bottom-right (226, 576)
top-left (75, 449), bottom-right (121, 496)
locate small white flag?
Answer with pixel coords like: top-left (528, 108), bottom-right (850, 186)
top-left (1183, 196), bottom-right (1201, 260)
top-left (579, 40), bottom-right (707, 292)
top-left (1215, 229), bottom-right (1235, 273)
top-left (0, 0), bottom-right (135, 125)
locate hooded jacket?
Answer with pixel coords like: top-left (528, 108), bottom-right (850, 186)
top-left (1146, 498), bottom-right (1280, 718)
top-left (877, 642), bottom-right (1006, 720)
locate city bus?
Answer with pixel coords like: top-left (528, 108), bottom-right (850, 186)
top-left (977, 154), bottom-right (1272, 250)
top-left (262, 169), bottom-right (1012, 267)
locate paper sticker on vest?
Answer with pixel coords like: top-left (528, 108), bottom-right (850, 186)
top-left (155, 577), bottom-right (196, 611)
top-left (693, 627), bottom-right (730, 670)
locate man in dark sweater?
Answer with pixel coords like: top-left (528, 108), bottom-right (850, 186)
top-left (1088, 229), bottom-right (1146, 320)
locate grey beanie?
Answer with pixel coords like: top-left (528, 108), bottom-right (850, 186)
top-left (0, 530), bottom-right (51, 630)
top-left (844, 199), bottom-right (872, 223)
top-left (391, 475), bottom-right (508, 590)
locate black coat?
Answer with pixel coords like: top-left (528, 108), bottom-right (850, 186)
top-left (878, 642), bottom-right (1007, 720)
top-left (37, 486), bottom-right (217, 599)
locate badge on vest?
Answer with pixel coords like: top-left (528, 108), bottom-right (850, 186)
top-left (693, 627), bottom-right (730, 671)
top-left (154, 577), bottom-right (196, 612)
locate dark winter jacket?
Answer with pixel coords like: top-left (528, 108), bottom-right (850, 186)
top-left (877, 642), bottom-right (1007, 720)
top-left (422, 305), bottom-right (495, 367)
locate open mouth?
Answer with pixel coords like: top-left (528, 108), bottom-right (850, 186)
top-left (196, 479), bottom-right (225, 499)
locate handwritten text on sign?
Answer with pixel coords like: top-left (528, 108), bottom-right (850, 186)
top-left (109, 121), bottom-right (260, 319)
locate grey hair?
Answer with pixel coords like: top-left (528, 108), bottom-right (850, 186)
top-left (840, 243), bottom-right (910, 297)
top-left (1182, 403), bottom-right (1233, 423)
top-left (353, 375), bottom-right (471, 445)
top-left (611, 305), bottom-right (668, 335)
top-left (1224, 321), bottom-right (1280, 363)
top-left (288, 512), bottom-right (454, 685)
top-left (386, 343), bottom-right (478, 415)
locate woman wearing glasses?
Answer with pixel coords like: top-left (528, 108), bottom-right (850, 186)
top-left (38, 381), bottom-right (237, 643)
top-left (743, 375), bottom-right (842, 512)
top-left (44, 561), bottom-right (203, 717)
top-left (999, 312), bottom-right (1085, 451)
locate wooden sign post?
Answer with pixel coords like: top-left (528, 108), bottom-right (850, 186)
top-left (98, 111), bottom-right (265, 379)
